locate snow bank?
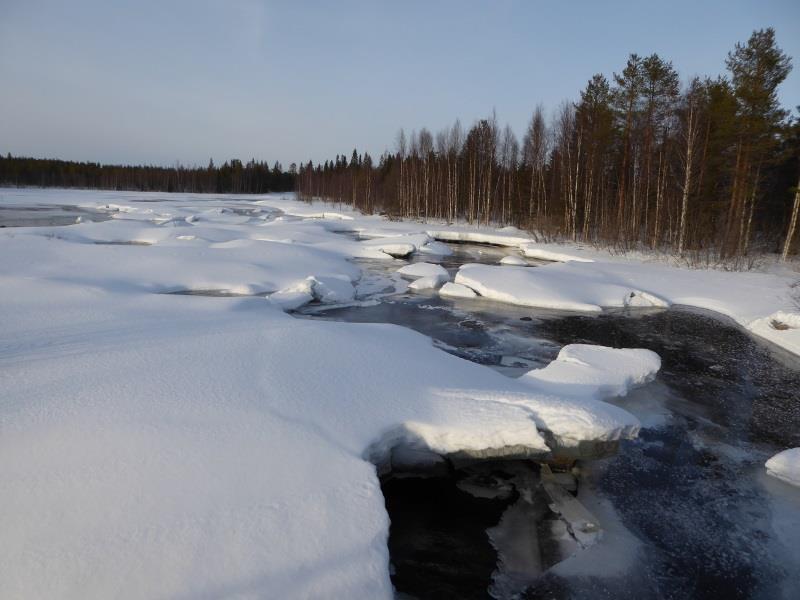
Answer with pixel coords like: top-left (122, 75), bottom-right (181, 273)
top-left (522, 246), bottom-right (595, 263)
top-left (749, 311), bottom-right (800, 357)
top-left (455, 264), bottom-right (604, 311)
top-left (766, 448), bottom-right (800, 488)
top-left (623, 289), bottom-right (670, 308)
top-left (454, 263), bottom-right (674, 313)
top-left (426, 229), bottom-right (531, 247)
top-left (440, 281), bottom-right (478, 299)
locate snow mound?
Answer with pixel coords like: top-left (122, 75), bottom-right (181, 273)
top-left (408, 273), bottom-right (449, 291)
top-left (397, 262), bottom-right (449, 279)
top-left (309, 275), bottom-right (356, 304)
top-left (440, 282), bottom-right (478, 299)
top-left (454, 264), bottom-right (674, 313)
top-left (521, 246), bottom-right (594, 263)
top-left (521, 344), bottom-right (661, 401)
top-left (500, 255), bottom-right (527, 266)
top-left (748, 311), bottom-right (800, 357)
top-left (765, 448), bottom-right (800, 488)
top-left (360, 234), bottom-right (431, 259)
top-left (268, 281), bottom-right (314, 311)
top-left (418, 241), bottom-right (453, 256)
top-left (455, 264), bottom-right (602, 312)
top-left (623, 290), bottom-right (670, 308)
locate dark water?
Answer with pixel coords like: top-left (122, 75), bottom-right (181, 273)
top-left (301, 249), bottom-right (800, 600)
top-left (384, 470), bottom-right (518, 600)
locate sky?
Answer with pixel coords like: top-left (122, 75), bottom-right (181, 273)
top-left (1, 0), bottom-right (799, 168)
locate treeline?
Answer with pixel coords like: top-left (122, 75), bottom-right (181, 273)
top-left (0, 155), bottom-right (296, 194)
top-left (298, 29), bottom-right (800, 261)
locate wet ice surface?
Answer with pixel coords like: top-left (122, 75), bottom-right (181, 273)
top-left (302, 245), bottom-right (800, 600)
top-left (0, 204), bottom-right (112, 227)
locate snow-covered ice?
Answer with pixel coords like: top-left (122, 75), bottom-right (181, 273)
top-left (500, 255), bottom-right (528, 266)
top-left (766, 448), bottom-right (800, 488)
top-left (521, 344), bottom-right (661, 401)
top-left (521, 246), bottom-right (595, 263)
top-left (397, 262), bottom-right (449, 280)
top-left (418, 240), bottom-right (454, 256)
top-left (1, 187), bottom-right (798, 598)
top-left (0, 188), bottom-right (658, 599)
top-left (440, 281), bottom-right (478, 299)
top-left (408, 274), bottom-right (448, 291)
top-left (397, 263), bottom-right (450, 291)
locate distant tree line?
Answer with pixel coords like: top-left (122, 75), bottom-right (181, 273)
top-left (0, 155), bottom-right (296, 194)
top-left (298, 29), bottom-right (800, 261)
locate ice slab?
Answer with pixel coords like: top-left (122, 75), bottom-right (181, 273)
top-left (440, 282), bottom-right (478, 299)
top-left (521, 344), bottom-right (662, 401)
top-left (766, 448), bottom-right (800, 488)
top-left (397, 262), bottom-right (449, 280)
top-left (500, 255), bottom-right (527, 266)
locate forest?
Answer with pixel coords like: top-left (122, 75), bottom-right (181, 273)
top-left (0, 155), bottom-right (296, 195)
top-left (297, 29), bottom-right (800, 262)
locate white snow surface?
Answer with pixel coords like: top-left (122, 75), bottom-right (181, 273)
top-left (397, 262), bottom-right (449, 280)
top-left (521, 245), bottom-right (595, 263)
top-left (0, 189), bottom-right (662, 600)
top-left (408, 274), bottom-right (449, 291)
top-left (521, 345), bottom-right (661, 402)
top-left (766, 448), bottom-right (800, 488)
top-left (440, 281), bottom-right (478, 299)
top-left (500, 254), bottom-right (528, 266)
top-left (1, 188), bottom-right (799, 597)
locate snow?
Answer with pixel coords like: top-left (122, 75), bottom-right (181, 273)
top-left (623, 289), bottom-right (670, 308)
top-left (500, 255), bottom-right (528, 266)
top-left (439, 281), bottom-right (478, 299)
top-left (749, 311), bottom-right (800, 357)
top-left (425, 228), bottom-right (531, 247)
top-left (309, 275), bottom-right (356, 304)
top-left (1, 187), bottom-right (798, 597)
top-left (396, 262), bottom-right (449, 280)
top-left (378, 242), bottom-right (416, 257)
top-left (396, 262), bottom-right (450, 291)
top-left (0, 188), bottom-right (654, 599)
top-left (522, 246), bottom-right (595, 263)
top-left (418, 240), bottom-right (453, 256)
top-left (408, 274), bottom-right (448, 291)
top-left (455, 264), bottom-right (605, 311)
top-left (521, 344), bottom-right (661, 401)
top-left (766, 448), bottom-right (800, 488)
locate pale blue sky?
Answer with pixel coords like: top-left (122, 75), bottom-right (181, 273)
top-left (1, 0), bottom-right (798, 167)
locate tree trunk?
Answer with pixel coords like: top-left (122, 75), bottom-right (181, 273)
top-left (781, 174), bottom-right (800, 261)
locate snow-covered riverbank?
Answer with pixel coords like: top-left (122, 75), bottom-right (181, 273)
top-left (1, 188), bottom-right (798, 598)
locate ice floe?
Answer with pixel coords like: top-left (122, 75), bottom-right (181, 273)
top-left (521, 344), bottom-right (661, 401)
top-left (397, 262), bottom-right (449, 280)
top-left (766, 448), bottom-right (800, 488)
top-left (500, 254), bottom-right (528, 266)
top-left (440, 281), bottom-right (478, 299)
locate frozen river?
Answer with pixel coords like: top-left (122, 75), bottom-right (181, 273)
top-left (301, 243), bottom-right (800, 600)
top-left (2, 191), bottom-right (798, 600)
